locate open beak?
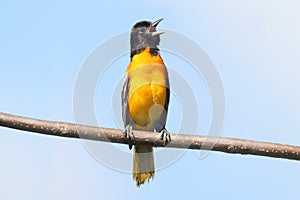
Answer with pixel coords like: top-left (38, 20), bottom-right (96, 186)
top-left (150, 18), bottom-right (165, 37)
top-left (151, 18), bottom-right (163, 28)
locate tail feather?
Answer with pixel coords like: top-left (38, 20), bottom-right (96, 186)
top-left (133, 145), bottom-right (154, 186)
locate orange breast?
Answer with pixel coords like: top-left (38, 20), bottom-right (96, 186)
top-left (127, 48), bottom-right (167, 128)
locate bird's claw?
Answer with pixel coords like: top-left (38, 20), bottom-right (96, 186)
top-left (124, 124), bottom-right (134, 150)
top-left (160, 128), bottom-right (171, 145)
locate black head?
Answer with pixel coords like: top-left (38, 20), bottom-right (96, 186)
top-left (130, 18), bottom-right (164, 58)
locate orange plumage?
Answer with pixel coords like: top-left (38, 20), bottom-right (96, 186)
top-left (122, 19), bottom-right (169, 186)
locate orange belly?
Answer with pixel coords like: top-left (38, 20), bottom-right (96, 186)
top-left (126, 48), bottom-right (167, 128)
top-left (128, 82), bottom-right (166, 127)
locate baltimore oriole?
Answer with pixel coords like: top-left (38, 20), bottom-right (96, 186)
top-left (122, 18), bottom-right (170, 186)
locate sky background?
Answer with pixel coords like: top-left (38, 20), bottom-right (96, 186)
top-left (1, 0), bottom-right (300, 199)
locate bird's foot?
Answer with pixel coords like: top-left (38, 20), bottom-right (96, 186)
top-left (124, 124), bottom-right (134, 150)
top-left (160, 128), bottom-right (171, 145)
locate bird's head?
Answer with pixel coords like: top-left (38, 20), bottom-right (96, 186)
top-left (130, 18), bottom-right (164, 58)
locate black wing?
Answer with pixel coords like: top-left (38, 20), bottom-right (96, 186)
top-left (121, 74), bottom-right (132, 128)
top-left (155, 71), bottom-right (170, 132)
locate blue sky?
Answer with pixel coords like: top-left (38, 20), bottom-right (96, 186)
top-left (1, 0), bottom-right (300, 199)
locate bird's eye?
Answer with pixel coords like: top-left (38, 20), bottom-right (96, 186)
top-left (139, 27), bottom-right (146, 33)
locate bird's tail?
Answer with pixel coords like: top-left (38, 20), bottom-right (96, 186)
top-left (133, 145), bottom-right (154, 186)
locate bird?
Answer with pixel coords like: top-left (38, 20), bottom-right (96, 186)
top-left (121, 18), bottom-right (170, 186)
